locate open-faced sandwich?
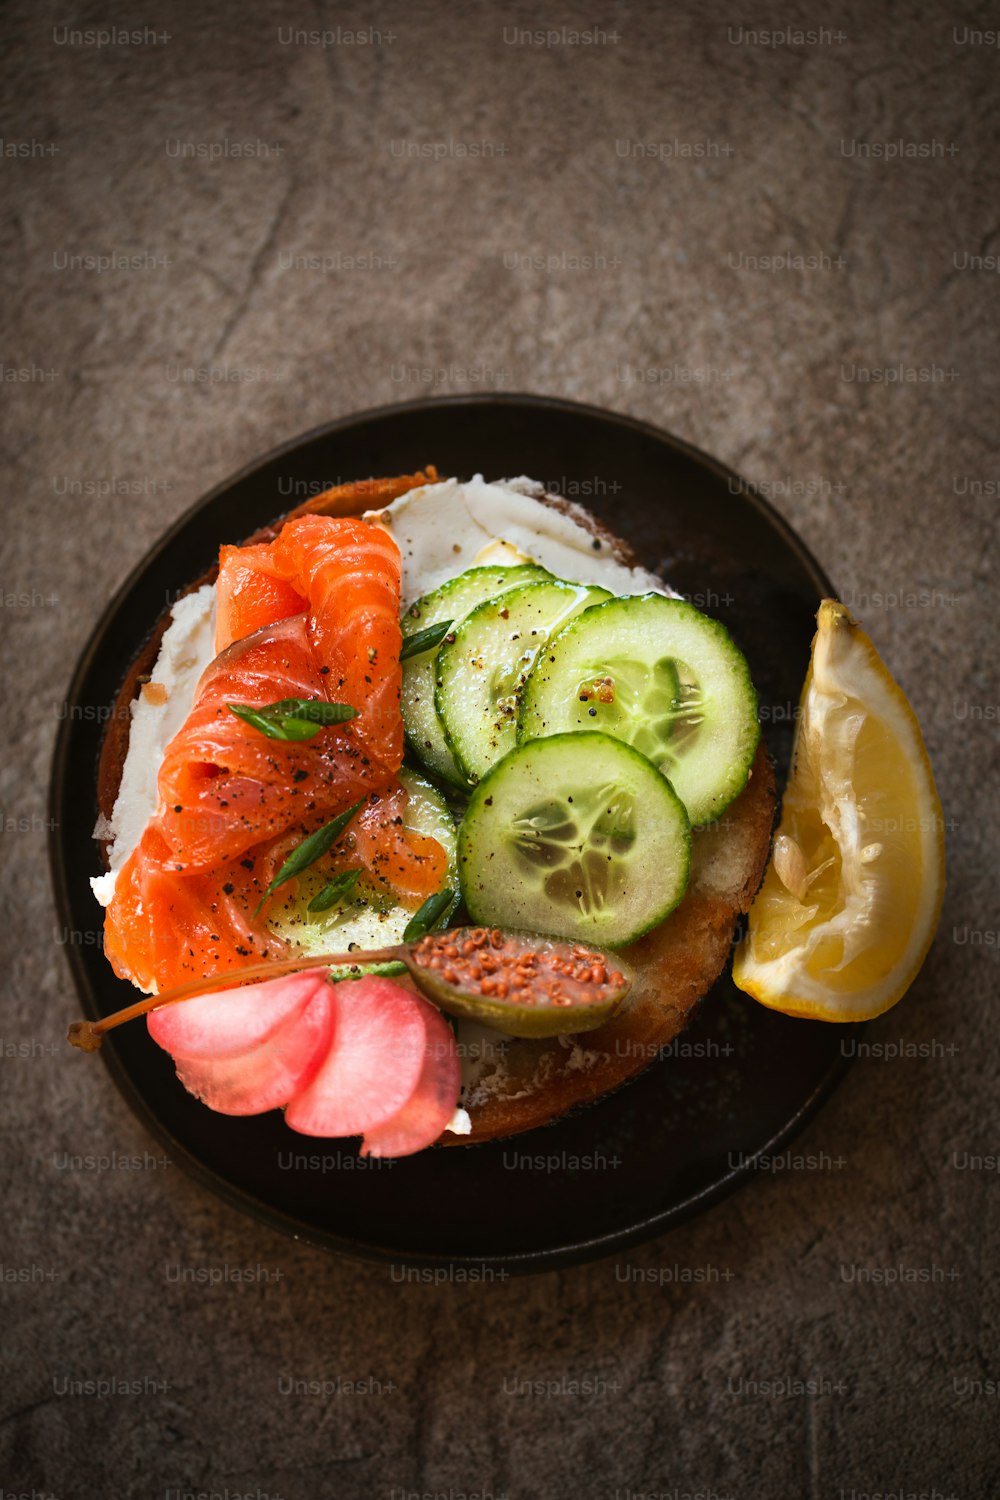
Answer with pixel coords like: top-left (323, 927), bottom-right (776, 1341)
top-left (71, 467), bottom-right (944, 1158)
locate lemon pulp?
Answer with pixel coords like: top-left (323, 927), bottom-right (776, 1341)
top-left (733, 600), bottom-right (946, 1022)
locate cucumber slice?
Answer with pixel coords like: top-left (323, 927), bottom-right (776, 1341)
top-left (436, 579), bottom-right (611, 784)
top-left (519, 593), bottom-right (760, 825)
top-left (402, 564), bottom-right (550, 787)
top-left (458, 732), bottom-right (690, 946)
top-left (266, 769), bottom-right (458, 954)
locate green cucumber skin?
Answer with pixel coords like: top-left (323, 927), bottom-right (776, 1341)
top-left (457, 731), bottom-right (691, 948)
top-left (402, 564), bottom-right (551, 636)
top-left (401, 719), bottom-right (467, 793)
top-left (401, 564), bottom-right (550, 787)
top-left (435, 579), bottom-right (611, 785)
top-left (518, 593), bottom-right (760, 825)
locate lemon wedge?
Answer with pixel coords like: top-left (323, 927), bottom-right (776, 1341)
top-left (732, 600), bottom-right (946, 1022)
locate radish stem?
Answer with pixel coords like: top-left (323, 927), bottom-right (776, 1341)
top-left (67, 946), bottom-right (405, 1051)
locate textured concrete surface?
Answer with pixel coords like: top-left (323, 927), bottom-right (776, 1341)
top-left (1, 1), bottom-right (998, 1496)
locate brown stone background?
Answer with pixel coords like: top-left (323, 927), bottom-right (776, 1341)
top-left (1, 1), bottom-right (997, 1496)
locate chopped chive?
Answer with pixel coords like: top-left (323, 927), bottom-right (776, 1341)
top-left (254, 799), bottom-right (365, 915)
top-left (400, 619), bottom-right (453, 661)
top-left (307, 866), bottom-right (364, 914)
top-left (227, 706), bottom-right (323, 741)
top-left (402, 888), bottom-right (455, 942)
top-left (272, 699), bottom-right (358, 725)
top-left (228, 698), bottom-right (358, 742)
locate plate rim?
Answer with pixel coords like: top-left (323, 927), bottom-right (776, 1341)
top-left (48, 391), bottom-right (857, 1275)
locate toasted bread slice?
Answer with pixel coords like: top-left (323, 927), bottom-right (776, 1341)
top-left (97, 471), bottom-right (775, 1144)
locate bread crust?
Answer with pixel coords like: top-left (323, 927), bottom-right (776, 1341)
top-left (97, 471), bottom-right (775, 1143)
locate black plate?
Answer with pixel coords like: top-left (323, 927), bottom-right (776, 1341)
top-left (49, 394), bottom-right (860, 1274)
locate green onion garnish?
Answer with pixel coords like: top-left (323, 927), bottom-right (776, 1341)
top-left (402, 888), bottom-right (456, 942)
top-left (255, 800), bottom-right (365, 915)
top-left (228, 698), bottom-right (358, 742)
top-left (400, 620), bottom-right (453, 661)
top-left (307, 866), bottom-right (364, 914)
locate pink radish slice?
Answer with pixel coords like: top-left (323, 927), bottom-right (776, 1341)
top-left (361, 996), bottom-right (460, 1158)
top-left (148, 970), bottom-right (325, 1061)
top-left (172, 985), bottom-right (334, 1116)
top-left (284, 978), bottom-right (428, 1138)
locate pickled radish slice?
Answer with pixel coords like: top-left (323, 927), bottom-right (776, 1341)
top-left (172, 986), bottom-right (334, 1116)
top-left (360, 996), bottom-right (460, 1157)
top-left (147, 969), bottom-right (325, 1060)
top-left (284, 977), bottom-right (428, 1138)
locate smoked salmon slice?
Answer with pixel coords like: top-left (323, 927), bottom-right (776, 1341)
top-left (105, 512), bottom-right (447, 993)
top-left (106, 782), bottom-right (448, 993)
top-left (335, 785), bottom-right (448, 901)
top-left (215, 542), bottom-right (305, 655)
top-left (157, 612), bottom-right (371, 871)
top-left (213, 470), bottom-right (441, 655)
top-left (159, 517), bottom-right (403, 871)
top-left (270, 516), bottom-right (403, 769)
top-left (104, 823), bottom-right (291, 992)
